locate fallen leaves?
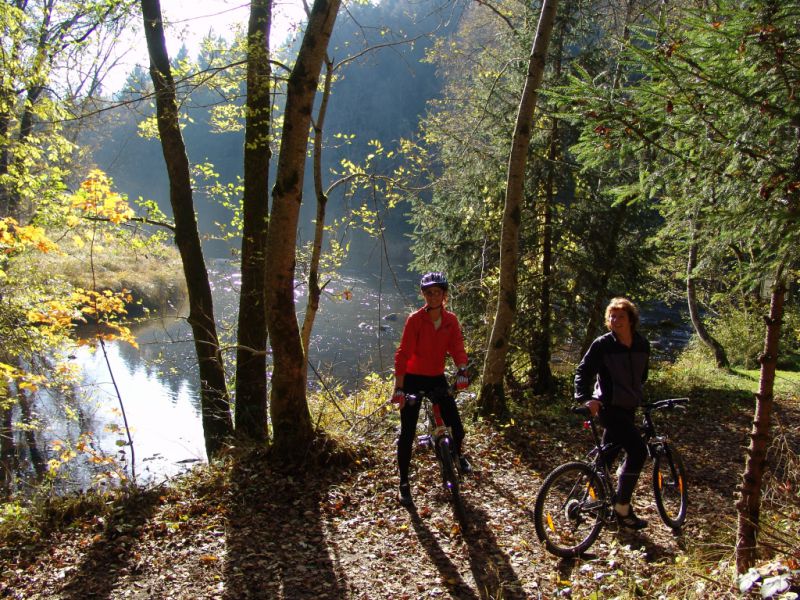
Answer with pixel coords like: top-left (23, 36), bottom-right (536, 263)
top-left (2, 391), bottom-right (799, 599)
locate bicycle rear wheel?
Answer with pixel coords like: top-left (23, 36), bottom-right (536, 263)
top-left (652, 444), bottom-right (688, 529)
top-left (534, 461), bottom-right (608, 558)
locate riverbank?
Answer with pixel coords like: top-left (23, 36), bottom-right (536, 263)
top-left (2, 363), bottom-right (798, 598)
top-left (18, 231), bottom-right (187, 317)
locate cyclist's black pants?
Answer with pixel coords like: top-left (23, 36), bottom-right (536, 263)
top-left (599, 406), bottom-right (647, 505)
top-left (398, 373), bottom-right (465, 484)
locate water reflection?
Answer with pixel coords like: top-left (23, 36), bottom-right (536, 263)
top-left (60, 262), bottom-right (414, 486)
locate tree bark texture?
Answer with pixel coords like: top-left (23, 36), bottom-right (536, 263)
top-left (300, 57), bottom-right (334, 367)
top-left (735, 276), bottom-right (785, 573)
top-left (480, 0), bottom-right (559, 417)
top-left (234, 0), bottom-right (273, 443)
top-left (266, 0), bottom-right (341, 459)
top-left (686, 217), bottom-right (729, 368)
top-left (141, 0), bottom-right (232, 457)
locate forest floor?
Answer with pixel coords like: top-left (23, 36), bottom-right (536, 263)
top-left (2, 384), bottom-right (799, 599)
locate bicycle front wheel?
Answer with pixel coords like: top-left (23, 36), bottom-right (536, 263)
top-left (652, 444), bottom-right (688, 529)
top-left (437, 437), bottom-right (465, 519)
top-left (534, 461), bottom-right (608, 558)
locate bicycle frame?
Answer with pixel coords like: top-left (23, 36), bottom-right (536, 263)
top-left (406, 386), bottom-right (465, 517)
top-left (409, 390), bottom-right (457, 464)
top-left (580, 399), bottom-right (688, 499)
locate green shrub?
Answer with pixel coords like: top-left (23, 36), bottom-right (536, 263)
top-left (707, 305), bottom-right (765, 369)
top-left (706, 301), bottom-right (800, 371)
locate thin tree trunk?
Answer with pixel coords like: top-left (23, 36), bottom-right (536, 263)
top-left (532, 122), bottom-right (555, 395)
top-left (300, 56), bottom-right (334, 365)
top-left (266, 0), bottom-right (340, 459)
top-left (735, 274), bottom-right (785, 572)
top-left (234, 0), bottom-right (273, 443)
top-left (0, 109), bottom-right (10, 217)
top-left (579, 204), bottom-right (626, 355)
top-left (1, 402), bottom-right (14, 498)
top-left (4, 0), bottom-right (52, 220)
top-left (140, 0), bottom-right (232, 457)
top-left (480, 0), bottom-right (559, 418)
top-left (686, 216), bottom-right (729, 368)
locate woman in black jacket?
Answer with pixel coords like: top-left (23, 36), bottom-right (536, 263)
top-left (574, 297), bottom-right (650, 530)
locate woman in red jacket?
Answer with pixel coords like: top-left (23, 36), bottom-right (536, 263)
top-left (392, 272), bottom-right (470, 507)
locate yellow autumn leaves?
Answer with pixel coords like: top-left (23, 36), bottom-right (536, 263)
top-left (70, 169), bottom-right (135, 224)
top-left (1, 169), bottom-right (140, 394)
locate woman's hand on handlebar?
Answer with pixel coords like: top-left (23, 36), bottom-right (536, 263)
top-left (392, 388), bottom-right (406, 409)
top-left (584, 400), bottom-right (601, 417)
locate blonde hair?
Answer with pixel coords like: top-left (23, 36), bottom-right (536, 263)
top-left (605, 297), bottom-right (640, 331)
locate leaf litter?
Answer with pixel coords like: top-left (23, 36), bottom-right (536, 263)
top-left (1, 391), bottom-right (798, 599)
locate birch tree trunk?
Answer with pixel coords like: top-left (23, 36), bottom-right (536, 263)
top-left (479, 0), bottom-right (559, 417)
top-left (266, 0), bottom-right (341, 459)
top-left (141, 0), bottom-right (232, 457)
top-left (234, 0), bottom-right (272, 443)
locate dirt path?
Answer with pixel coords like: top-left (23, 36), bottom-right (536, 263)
top-left (2, 390), bottom-right (798, 599)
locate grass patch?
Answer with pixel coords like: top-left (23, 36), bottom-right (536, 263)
top-left (13, 228), bottom-right (186, 315)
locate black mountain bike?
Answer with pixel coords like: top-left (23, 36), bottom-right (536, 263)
top-left (533, 398), bottom-right (689, 558)
top-left (406, 383), bottom-right (467, 519)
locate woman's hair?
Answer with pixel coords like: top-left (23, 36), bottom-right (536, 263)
top-left (604, 297), bottom-right (640, 331)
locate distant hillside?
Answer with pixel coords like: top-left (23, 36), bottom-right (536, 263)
top-left (87, 0), bottom-right (459, 272)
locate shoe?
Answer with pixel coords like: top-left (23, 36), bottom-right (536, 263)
top-left (458, 455), bottom-right (472, 474)
top-left (616, 507), bottom-right (648, 530)
top-left (399, 482), bottom-right (413, 507)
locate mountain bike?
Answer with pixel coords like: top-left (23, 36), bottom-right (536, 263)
top-left (406, 383), bottom-right (468, 519)
top-left (533, 398), bottom-right (689, 558)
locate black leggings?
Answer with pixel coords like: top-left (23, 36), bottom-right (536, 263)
top-left (397, 373), bottom-right (465, 484)
top-left (599, 406), bottom-right (647, 505)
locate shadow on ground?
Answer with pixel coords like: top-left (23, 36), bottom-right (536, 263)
top-left (221, 446), bottom-right (354, 599)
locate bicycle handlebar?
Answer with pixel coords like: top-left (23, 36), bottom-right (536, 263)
top-left (642, 397), bottom-right (689, 411)
top-left (572, 397), bottom-right (689, 418)
top-left (403, 362), bottom-right (477, 407)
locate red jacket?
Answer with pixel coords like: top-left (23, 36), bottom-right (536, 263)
top-left (395, 307), bottom-right (468, 378)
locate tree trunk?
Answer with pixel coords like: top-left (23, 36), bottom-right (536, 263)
top-left (1, 401), bottom-right (15, 498)
top-left (141, 0), bottom-right (232, 457)
top-left (266, 0), bottom-right (340, 459)
top-left (532, 103), bottom-right (562, 395)
top-left (579, 204), bottom-right (626, 356)
top-left (234, 0), bottom-right (273, 443)
top-left (0, 109), bottom-right (10, 217)
top-left (300, 56), bottom-right (334, 366)
top-left (3, 0), bottom-right (52, 220)
top-left (735, 275), bottom-right (785, 573)
top-left (686, 217), bottom-right (729, 368)
top-left (480, 0), bottom-right (559, 418)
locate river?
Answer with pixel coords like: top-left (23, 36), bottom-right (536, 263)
top-left (29, 262), bottom-right (415, 489)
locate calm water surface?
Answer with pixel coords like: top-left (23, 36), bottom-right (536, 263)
top-left (59, 262), bottom-right (415, 485)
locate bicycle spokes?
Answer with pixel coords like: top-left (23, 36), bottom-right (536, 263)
top-left (534, 462), bottom-right (607, 558)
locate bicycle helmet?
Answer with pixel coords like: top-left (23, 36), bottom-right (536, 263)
top-left (419, 272), bottom-right (448, 291)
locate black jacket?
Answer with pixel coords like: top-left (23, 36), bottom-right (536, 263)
top-left (574, 331), bottom-right (650, 410)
